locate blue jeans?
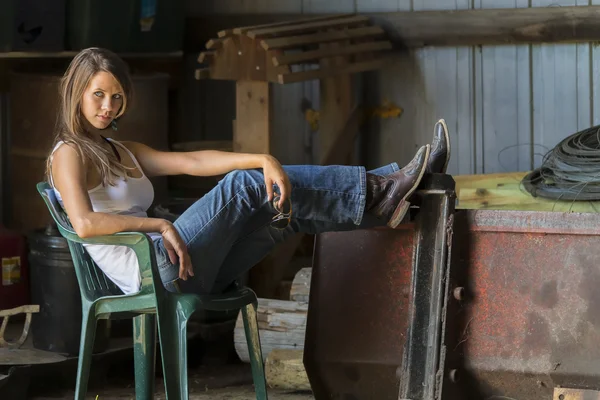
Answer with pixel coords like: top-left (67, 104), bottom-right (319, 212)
top-left (153, 162), bottom-right (400, 294)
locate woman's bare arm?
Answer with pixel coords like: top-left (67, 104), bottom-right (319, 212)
top-left (124, 141), bottom-right (291, 204)
top-left (124, 141), bottom-right (270, 177)
top-left (51, 144), bottom-right (193, 280)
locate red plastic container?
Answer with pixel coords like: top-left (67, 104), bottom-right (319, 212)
top-left (0, 225), bottom-right (29, 311)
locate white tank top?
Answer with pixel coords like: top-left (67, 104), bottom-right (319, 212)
top-left (50, 139), bottom-right (161, 294)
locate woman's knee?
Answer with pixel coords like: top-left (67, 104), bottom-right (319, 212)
top-left (219, 169), bottom-right (264, 189)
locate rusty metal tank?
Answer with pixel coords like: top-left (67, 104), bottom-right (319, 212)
top-left (8, 71), bottom-right (169, 233)
top-left (304, 174), bottom-right (457, 400)
top-left (304, 207), bottom-right (600, 400)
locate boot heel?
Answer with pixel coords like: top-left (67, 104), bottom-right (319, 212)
top-left (387, 200), bottom-right (410, 228)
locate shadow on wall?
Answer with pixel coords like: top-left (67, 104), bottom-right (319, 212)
top-left (362, 49), bottom-right (428, 171)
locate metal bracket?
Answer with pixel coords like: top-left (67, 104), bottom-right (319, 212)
top-left (554, 388), bottom-right (600, 400)
top-left (397, 173), bottom-right (456, 400)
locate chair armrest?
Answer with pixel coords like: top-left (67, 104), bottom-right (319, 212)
top-left (57, 226), bottom-right (163, 295)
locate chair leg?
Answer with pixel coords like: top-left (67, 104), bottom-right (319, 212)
top-left (74, 309), bottom-right (97, 400)
top-left (156, 308), bottom-right (189, 400)
top-left (133, 314), bottom-right (157, 399)
top-left (242, 302), bottom-right (268, 400)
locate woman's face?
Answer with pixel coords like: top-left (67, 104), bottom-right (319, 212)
top-left (81, 71), bottom-right (124, 130)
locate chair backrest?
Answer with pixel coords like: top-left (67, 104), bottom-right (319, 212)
top-left (36, 182), bottom-right (123, 303)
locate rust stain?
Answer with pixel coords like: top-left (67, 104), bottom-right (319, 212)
top-left (532, 280), bottom-right (559, 309)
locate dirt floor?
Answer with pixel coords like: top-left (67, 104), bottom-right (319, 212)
top-left (32, 386), bottom-right (314, 400)
top-left (25, 364), bottom-right (314, 400)
top-left (2, 320), bottom-right (315, 399)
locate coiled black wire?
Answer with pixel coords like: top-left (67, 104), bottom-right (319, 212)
top-left (522, 125), bottom-right (600, 201)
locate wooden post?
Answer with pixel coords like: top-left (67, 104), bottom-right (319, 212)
top-left (189, 6), bottom-right (600, 50)
top-left (234, 80), bottom-right (279, 297)
top-left (234, 81), bottom-right (271, 154)
top-left (318, 42), bottom-right (354, 165)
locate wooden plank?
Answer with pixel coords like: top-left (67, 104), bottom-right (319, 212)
top-left (457, 188), bottom-right (600, 213)
top-left (197, 51), bottom-right (214, 64)
top-left (454, 172), bottom-right (528, 190)
top-left (272, 40), bottom-right (392, 66)
top-left (218, 29), bottom-right (234, 38)
top-left (278, 57), bottom-right (391, 84)
top-left (319, 44), bottom-right (354, 165)
top-left (205, 38), bottom-right (224, 50)
top-left (247, 15), bottom-right (370, 39)
top-left (233, 14), bottom-right (352, 35)
top-left (261, 26), bottom-right (385, 50)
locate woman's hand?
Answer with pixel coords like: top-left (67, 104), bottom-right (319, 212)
top-left (160, 221), bottom-right (193, 281)
top-left (262, 155), bottom-right (291, 208)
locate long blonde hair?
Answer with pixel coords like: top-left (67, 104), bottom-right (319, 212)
top-left (46, 47), bottom-right (133, 187)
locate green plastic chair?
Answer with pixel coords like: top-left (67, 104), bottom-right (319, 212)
top-left (36, 182), bottom-right (268, 400)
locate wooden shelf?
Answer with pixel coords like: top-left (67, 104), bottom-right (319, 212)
top-left (0, 51), bottom-right (184, 59)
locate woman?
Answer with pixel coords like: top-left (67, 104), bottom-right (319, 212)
top-left (47, 48), bottom-right (451, 295)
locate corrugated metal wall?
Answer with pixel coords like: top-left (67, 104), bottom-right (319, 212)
top-left (186, 0), bottom-right (600, 175)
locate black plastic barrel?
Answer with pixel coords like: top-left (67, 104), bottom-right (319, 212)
top-left (28, 224), bottom-right (110, 356)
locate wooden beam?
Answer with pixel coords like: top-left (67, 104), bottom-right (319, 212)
top-left (234, 80), bottom-right (284, 297)
top-left (319, 44), bottom-right (354, 165)
top-left (234, 81), bottom-right (271, 154)
top-left (186, 7), bottom-right (600, 52)
top-left (272, 41), bottom-right (392, 66)
top-left (197, 51), bottom-right (215, 64)
top-left (246, 15), bottom-right (369, 39)
top-left (369, 6), bottom-right (600, 47)
top-left (205, 38), bottom-right (224, 50)
top-left (278, 57), bottom-right (392, 84)
top-left (261, 26), bottom-right (385, 50)
top-left (233, 14), bottom-right (351, 36)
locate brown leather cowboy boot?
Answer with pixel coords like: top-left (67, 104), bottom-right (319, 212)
top-left (365, 144), bottom-right (430, 228)
top-left (426, 118), bottom-right (451, 174)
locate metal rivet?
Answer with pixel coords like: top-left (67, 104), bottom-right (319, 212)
top-left (453, 287), bottom-right (465, 301)
top-left (256, 66), bottom-right (260, 70)
top-left (449, 369), bottom-right (459, 383)
top-left (238, 51), bottom-right (242, 55)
